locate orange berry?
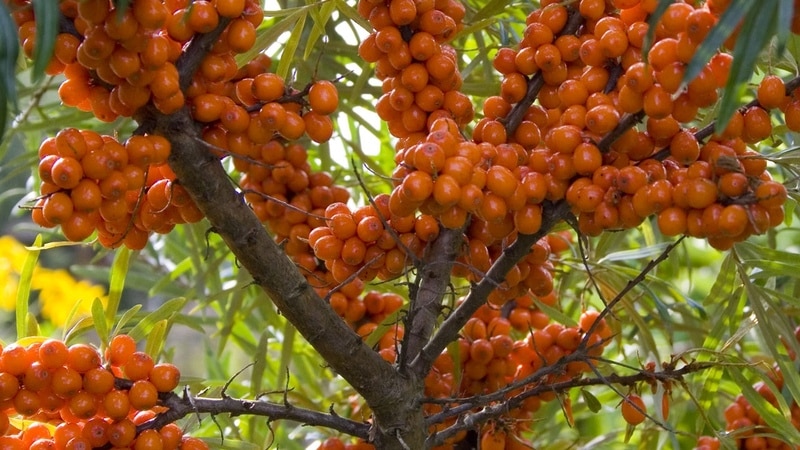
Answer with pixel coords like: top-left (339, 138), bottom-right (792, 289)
top-left (621, 394), bottom-right (647, 425)
top-left (742, 106), bottom-right (772, 143)
top-left (124, 351), bottom-right (155, 381)
top-left (129, 379), bottom-right (159, 410)
top-left (755, 180), bottom-right (787, 208)
top-left (309, 80), bottom-right (339, 115)
top-left (108, 419), bottom-right (137, 447)
top-left (757, 75), bottom-right (786, 110)
top-left (150, 363), bottom-right (181, 392)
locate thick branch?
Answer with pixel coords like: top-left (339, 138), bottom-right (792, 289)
top-left (403, 227), bottom-right (464, 377)
top-left (410, 200), bottom-right (572, 375)
top-left (154, 106), bottom-right (409, 424)
top-left (139, 21), bottom-right (414, 438)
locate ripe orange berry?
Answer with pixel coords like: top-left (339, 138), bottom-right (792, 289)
top-left (150, 363), bottom-right (181, 392)
top-left (303, 111), bottom-right (334, 143)
top-left (621, 393), bottom-right (647, 425)
top-left (83, 367), bottom-right (114, 395)
top-left (51, 156), bottom-right (84, 189)
top-left (755, 180), bottom-right (788, 208)
top-left (129, 379), bottom-right (159, 410)
top-left (717, 204), bottom-right (748, 237)
top-left (39, 339), bottom-right (69, 369)
top-left (757, 75), bottom-right (786, 110)
top-left (742, 106), bottom-right (772, 143)
top-left (309, 80), bottom-right (339, 115)
top-left (42, 192), bottom-right (75, 225)
top-left (124, 351), bottom-right (155, 381)
top-left (108, 419), bottom-right (137, 447)
top-left (134, 429), bottom-right (164, 450)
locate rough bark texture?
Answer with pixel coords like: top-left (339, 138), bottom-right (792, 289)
top-left (154, 107), bottom-right (423, 449)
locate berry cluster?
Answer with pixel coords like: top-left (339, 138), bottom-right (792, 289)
top-left (0, 334), bottom-right (206, 450)
top-left (31, 127), bottom-right (203, 250)
top-left (357, 0), bottom-right (474, 138)
top-left (13, 0), bottom-right (344, 250)
top-left (694, 328), bottom-right (800, 450)
top-left (487, 0), bottom-right (790, 250)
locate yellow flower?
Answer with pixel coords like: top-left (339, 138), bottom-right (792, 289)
top-left (0, 263), bottom-right (18, 311)
top-left (0, 235), bottom-right (30, 272)
top-left (36, 269), bottom-right (108, 328)
top-left (0, 236), bottom-right (29, 312)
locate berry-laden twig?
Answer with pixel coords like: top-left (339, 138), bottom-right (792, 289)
top-left (500, 7), bottom-right (584, 136)
top-left (411, 199), bottom-right (573, 376)
top-left (596, 111), bottom-right (645, 153)
top-left (425, 359), bottom-right (718, 446)
top-left (175, 18), bottom-right (231, 90)
top-left (647, 72), bottom-right (800, 162)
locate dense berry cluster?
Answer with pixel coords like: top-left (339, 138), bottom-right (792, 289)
top-left (9, 0), bottom-right (799, 447)
top-left (694, 327), bottom-right (800, 450)
top-left (13, 0), bottom-right (341, 250)
top-left (31, 128), bottom-right (203, 250)
top-left (0, 334), bottom-right (205, 450)
top-left (487, 0), bottom-right (790, 250)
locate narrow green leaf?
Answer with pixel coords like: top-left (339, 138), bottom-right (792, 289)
top-left (112, 304), bottom-right (143, 336)
top-left (0, 1), bottom-right (19, 109)
top-left (698, 254), bottom-right (743, 412)
top-left (275, 322), bottom-right (296, 389)
top-left (92, 297), bottom-right (109, 348)
top-left (31, 0), bottom-right (59, 81)
top-left (16, 234), bottom-right (41, 339)
top-left (26, 313), bottom-right (40, 337)
top-left (106, 247), bottom-right (131, 325)
top-left (472, 0), bottom-right (514, 23)
top-left (775, 0), bottom-right (793, 54)
top-left (596, 243), bottom-right (670, 264)
top-left (534, 298), bottom-right (576, 328)
top-left (235, 13), bottom-right (301, 68)
top-left (64, 315), bottom-right (96, 344)
top-left (276, 12), bottom-right (307, 80)
top-left (0, 94), bottom-right (6, 145)
top-left (447, 339), bottom-right (462, 389)
top-left (364, 305), bottom-right (406, 348)
top-left (145, 319), bottom-right (168, 358)
top-left (113, 0), bottom-right (131, 13)
top-left (128, 297), bottom-right (187, 342)
top-left (682, 0), bottom-right (754, 86)
top-left (334, 0), bottom-right (370, 31)
top-left (581, 389), bottom-right (601, 413)
top-left (304, 0), bottom-right (336, 60)
top-left (250, 331), bottom-right (269, 397)
top-left (717, 2), bottom-right (778, 131)
top-left (729, 367), bottom-right (800, 442)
